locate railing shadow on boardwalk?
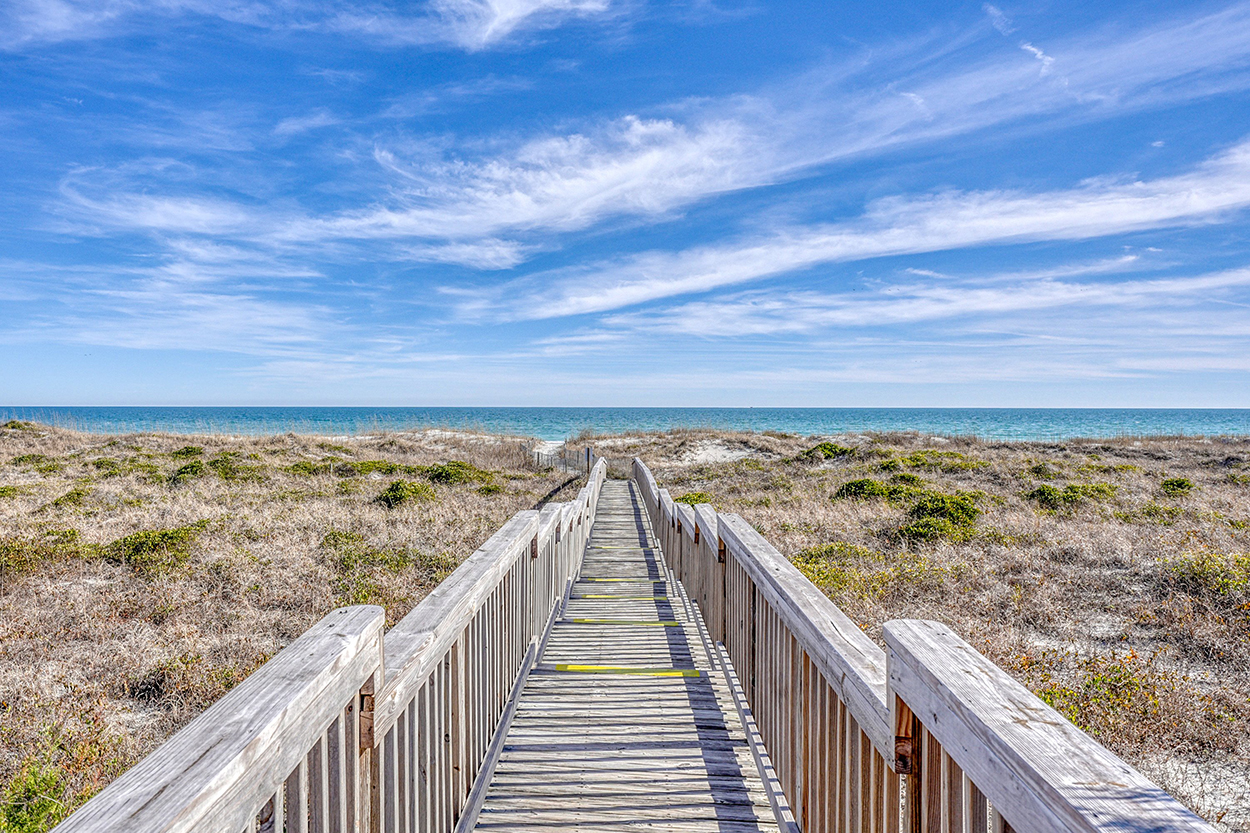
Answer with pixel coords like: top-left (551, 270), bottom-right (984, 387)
top-left (49, 458), bottom-right (1221, 833)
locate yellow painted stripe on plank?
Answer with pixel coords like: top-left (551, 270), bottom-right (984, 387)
top-left (570, 615), bottom-right (680, 622)
top-left (554, 664), bottom-right (703, 677)
top-left (572, 594), bottom-right (670, 600)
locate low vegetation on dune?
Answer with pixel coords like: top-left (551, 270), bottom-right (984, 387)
top-left (3, 423), bottom-right (1250, 830)
top-left (0, 424), bottom-right (580, 831)
top-left (588, 428), bottom-right (1250, 830)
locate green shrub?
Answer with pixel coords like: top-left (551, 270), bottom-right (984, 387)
top-left (897, 492), bottom-right (980, 541)
top-left (1019, 649), bottom-right (1185, 740)
top-left (91, 457), bottom-right (161, 481)
top-left (0, 486), bottom-right (19, 499)
top-left (897, 517), bottom-right (963, 542)
top-left (0, 529), bottom-right (87, 578)
top-left (2, 419), bottom-right (36, 431)
top-left (1160, 477), bottom-right (1195, 498)
top-left (1078, 462), bottom-right (1141, 475)
top-left (890, 472), bottom-right (924, 486)
top-left (801, 442), bottom-right (854, 460)
top-left (1165, 549), bottom-right (1250, 600)
top-left (11, 454), bottom-right (62, 475)
top-left (318, 442), bottom-right (352, 455)
top-left (207, 456), bottom-right (265, 482)
top-left (674, 491), bottom-right (713, 505)
top-left (104, 521), bottom-right (209, 576)
top-left (1028, 462), bottom-right (1062, 479)
top-left (476, 483), bottom-right (504, 495)
top-left (1025, 482), bottom-right (1117, 511)
top-left (0, 754), bottom-right (67, 832)
top-left (349, 460), bottom-right (421, 477)
top-left (422, 460), bottom-right (492, 485)
top-left (375, 480), bottom-right (435, 509)
top-left (1116, 501), bottom-right (1185, 525)
top-left (170, 446), bottom-right (203, 459)
top-left (46, 486), bottom-right (90, 510)
top-left (893, 449), bottom-right (989, 472)
top-left (910, 492), bottom-right (980, 526)
top-left (833, 479), bottom-right (888, 500)
top-left (169, 460), bottom-right (205, 485)
top-left (319, 530), bottom-right (436, 606)
top-left (792, 541), bottom-right (950, 598)
top-left (285, 460), bottom-right (335, 476)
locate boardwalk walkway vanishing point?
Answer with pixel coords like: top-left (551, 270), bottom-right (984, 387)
top-left (52, 457), bottom-right (1219, 833)
top-left (469, 480), bottom-right (788, 832)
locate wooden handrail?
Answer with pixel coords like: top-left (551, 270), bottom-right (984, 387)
top-left (885, 620), bottom-right (1214, 833)
top-left (718, 514), bottom-right (891, 754)
top-left (53, 605), bottom-right (385, 833)
top-left (632, 456), bottom-right (1216, 833)
top-left (53, 460), bottom-right (608, 833)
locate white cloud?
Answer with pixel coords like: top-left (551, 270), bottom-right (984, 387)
top-left (426, 0), bottom-right (615, 49)
top-left (311, 115), bottom-right (762, 241)
top-left (983, 4), bottom-right (1015, 35)
top-left (1019, 42), bottom-right (1054, 75)
top-left (600, 265), bottom-right (1250, 337)
top-left (44, 1), bottom-right (1250, 277)
top-left (483, 138), bottom-right (1250, 318)
top-left (0, 0), bottom-right (621, 50)
top-left (273, 109), bottom-right (340, 137)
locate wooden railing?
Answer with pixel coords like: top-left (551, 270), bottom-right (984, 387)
top-left (53, 460), bottom-right (607, 833)
top-left (632, 457), bottom-right (1216, 833)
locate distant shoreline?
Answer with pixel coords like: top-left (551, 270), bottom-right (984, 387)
top-left (7, 407), bottom-right (1250, 445)
top-left (4, 406), bottom-right (1250, 442)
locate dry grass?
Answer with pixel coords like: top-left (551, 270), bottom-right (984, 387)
top-left (602, 428), bottom-right (1250, 830)
top-left (3, 422), bottom-right (1249, 830)
top-left (0, 423), bottom-right (580, 831)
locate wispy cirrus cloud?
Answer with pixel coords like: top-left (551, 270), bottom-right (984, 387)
top-left (273, 109), bottom-right (340, 137)
top-left (478, 137), bottom-right (1250, 319)
top-left (601, 263), bottom-right (1250, 337)
top-left (330, 0), bottom-right (619, 50)
top-left (0, 0), bottom-right (624, 50)
top-left (44, 1), bottom-right (1250, 278)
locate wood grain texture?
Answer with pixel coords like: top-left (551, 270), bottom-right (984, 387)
top-left (53, 605), bottom-right (384, 833)
top-left (885, 619), bottom-right (1216, 833)
top-left (716, 513), bottom-right (891, 757)
top-left (467, 479), bottom-right (792, 833)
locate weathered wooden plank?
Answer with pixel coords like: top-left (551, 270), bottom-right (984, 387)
top-left (716, 515), bottom-right (890, 757)
top-left (884, 619), bottom-right (1216, 833)
top-left (53, 606), bottom-right (384, 833)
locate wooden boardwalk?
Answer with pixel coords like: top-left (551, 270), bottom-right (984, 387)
top-left (469, 480), bottom-right (788, 833)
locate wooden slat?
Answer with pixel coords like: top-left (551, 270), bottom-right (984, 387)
top-left (52, 606), bottom-right (384, 833)
top-left (716, 515), bottom-right (891, 758)
top-left (885, 620), bottom-right (1216, 833)
top-left (468, 480), bottom-right (793, 833)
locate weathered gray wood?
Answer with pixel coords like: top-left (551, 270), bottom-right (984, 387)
top-left (469, 479), bottom-right (792, 833)
top-left (375, 512), bottom-right (538, 734)
top-left (715, 514), bottom-right (891, 757)
top-left (884, 619), bottom-right (1216, 833)
top-left (52, 606), bottom-right (384, 833)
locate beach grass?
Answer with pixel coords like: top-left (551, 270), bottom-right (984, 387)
top-left (2, 423), bottom-right (1249, 830)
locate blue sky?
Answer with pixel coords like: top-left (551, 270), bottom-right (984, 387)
top-left (3, 0), bottom-right (1250, 406)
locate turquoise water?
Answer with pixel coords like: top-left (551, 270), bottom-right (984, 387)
top-left (2, 407), bottom-right (1249, 441)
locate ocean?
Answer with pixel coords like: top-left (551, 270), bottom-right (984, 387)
top-left (2, 406), bottom-right (1249, 442)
